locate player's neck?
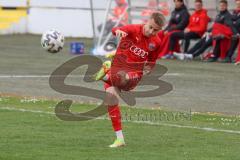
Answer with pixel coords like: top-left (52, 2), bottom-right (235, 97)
top-left (142, 25), bottom-right (150, 38)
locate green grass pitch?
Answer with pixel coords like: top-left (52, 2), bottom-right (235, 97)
top-left (0, 96), bottom-right (239, 160)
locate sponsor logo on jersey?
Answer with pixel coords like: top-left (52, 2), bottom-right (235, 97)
top-left (119, 40), bottom-right (149, 59)
top-left (130, 45), bottom-right (149, 58)
top-left (148, 43), bottom-right (156, 51)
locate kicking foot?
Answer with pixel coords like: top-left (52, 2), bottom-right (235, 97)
top-left (109, 138), bottom-right (126, 148)
top-left (93, 60), bottom-right (111, 81)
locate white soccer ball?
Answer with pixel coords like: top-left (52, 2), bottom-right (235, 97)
top-left (41, 29), bottom-right (64, 54)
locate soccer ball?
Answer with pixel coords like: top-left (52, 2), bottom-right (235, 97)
top-left (41, 29), bottom-right (64, 54)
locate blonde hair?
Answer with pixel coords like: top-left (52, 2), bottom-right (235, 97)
top-left (150, 12), bottom-right (166, 27)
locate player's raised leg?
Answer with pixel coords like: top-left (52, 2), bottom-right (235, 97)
top-left (93, 60), bottom-right (112, 81)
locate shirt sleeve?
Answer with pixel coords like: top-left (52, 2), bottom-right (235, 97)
top-left (112, 24), bottom-right (136, 36)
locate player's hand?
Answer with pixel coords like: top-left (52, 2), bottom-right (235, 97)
top-left (115, 30), bottom-right (128, 39)
top-left (164, 31), bottom-right (168, 35)
top-left (143, 65), bottom-right (152, 75)
top-left (203, 32), bottom-right (211, 37)
top-left (184, 28), bottom-right (190, 33)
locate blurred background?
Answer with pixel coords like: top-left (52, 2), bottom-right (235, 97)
top-left (0, 0), bottom-right (237, 40)
top-left (0, 0), bottom-right (237, 55)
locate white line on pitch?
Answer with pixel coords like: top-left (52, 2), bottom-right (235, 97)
top-left (1, 106), bottom-right (240, 135)
top-left (0, 73), bottom-right (181, 78)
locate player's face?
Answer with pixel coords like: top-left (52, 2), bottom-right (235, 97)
top-left (236, 0), bottom-right (240, 9)
top-left (219, 3), bottom-right (227, 12)
top-left (144, 19), bottom-right (162, 37)
top-left (195, 2), bottom-right (202, 11)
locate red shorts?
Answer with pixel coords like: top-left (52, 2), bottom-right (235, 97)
top-left (104, 71), bottom-right (142, 91)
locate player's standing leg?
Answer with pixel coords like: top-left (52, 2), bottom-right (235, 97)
top-left (94, 62), bottom-right (127, 147)
top-left (105, 86), bottom-right (126, 148)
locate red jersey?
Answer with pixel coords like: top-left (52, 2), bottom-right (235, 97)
top-left (111, 24), bottom-right (162, 72)
top-left (187, 9), bottom-right (210, 36)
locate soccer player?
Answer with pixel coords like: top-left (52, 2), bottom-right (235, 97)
top-left (94, 12), bottom-right (165, 148)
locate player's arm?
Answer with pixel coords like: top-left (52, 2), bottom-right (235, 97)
top-left (108, 25), bottom-right (136, 58)
top-left (112, 27), bottom-right (127, 38)
top-left (113, 29), bottom-right (128, 39)
top-left (112, 24), bottom-right (135, 38)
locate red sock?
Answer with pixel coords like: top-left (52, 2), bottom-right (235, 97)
top-left (108, 105), bottom-right (122, 131)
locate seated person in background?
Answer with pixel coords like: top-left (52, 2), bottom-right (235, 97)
top-left (174, 32), bottom-right (213, 60)
top-left (207, 0), bottom-right (238, 62)
top-left (112, 0), bottom-right (128, 25)
top-left (98, 0), bottom-right (128, 36)
top-left (222, 0), bottom-right (240, 63)
top-left (172, 0), bottom-right (210, 57)
top-left (141, 0), bottom-right (170, 23)
top-left (158, 0), bottom-right (190, 59)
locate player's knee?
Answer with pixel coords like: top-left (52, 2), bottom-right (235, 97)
top-left (104, 87), bottom-right (119, 106)
top-left (118, 71), bottom-right (129, 85)
top-left (104, 92), bottom-right (119, 106)
top-left (112, 71), bottom-right (128, 87)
